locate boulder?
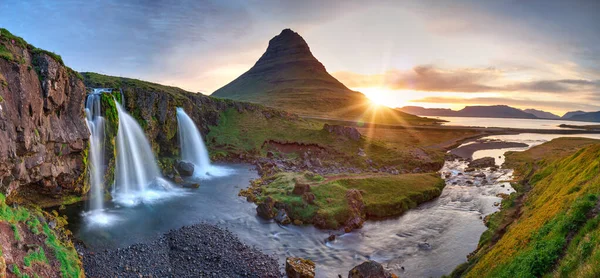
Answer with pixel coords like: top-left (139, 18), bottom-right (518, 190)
top-left (293, 183), bottom-right (311, 195)
top-left (323, 124), bottom-right (361, 141)
top-left (358, 148), bottom-right (366, 157)
top-left (348, 260), bottom-right (398, 278)
top-left (468, 157), bottom-right (496, 169)
top-left (256, 197), bottom-right (276, 219)
top-left (344, 189), bottom-right (366, 232)
top-left (286, 257), bottom-right (316, 278)
top-left (275, 209), bottom-right (291, 225)
top-left (176, 161), bottom-right (195, 177)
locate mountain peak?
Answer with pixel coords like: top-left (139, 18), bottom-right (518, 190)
top-left (252, 28), bottom-right (315, 70)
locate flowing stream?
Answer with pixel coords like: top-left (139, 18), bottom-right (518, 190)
top-left (68, 134), bottom-right (579, 277)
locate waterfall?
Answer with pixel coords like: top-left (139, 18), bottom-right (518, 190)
top-left (113, 101), bottom-right (172, 206)
top-left (85, 89), bottom-right (108, 212)
top-left (176, 108), bottom-right (211, 175)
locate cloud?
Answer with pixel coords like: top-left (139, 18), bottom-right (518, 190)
top-left (333, 65), bottom-right (600, 94)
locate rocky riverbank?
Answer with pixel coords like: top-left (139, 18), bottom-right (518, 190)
top-left (78, 223), bottom-right (281, 278)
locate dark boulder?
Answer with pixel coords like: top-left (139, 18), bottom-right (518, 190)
top-left (468, 157), bottom-right (496, 169)
top-left (348, 260), bottom-right (398, 278)
top-left (344, 189), bottom-right (366, 232)
top-left (302, 192), bottom-right (316, 204)
top-left (176, 161), bottom-right (195, 177)
top-left (256, 197), bottom-right (276, 219)
top-left (286, 257), bottom-right (315, 278)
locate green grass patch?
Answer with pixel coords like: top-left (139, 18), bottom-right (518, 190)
top-left (23, 248), bottom-right (48, 267)
top-left (42, 223), bottom-right (82, 278)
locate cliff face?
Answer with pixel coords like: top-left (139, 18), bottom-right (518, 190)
top-left (0, 29), bottom-right (89, 206)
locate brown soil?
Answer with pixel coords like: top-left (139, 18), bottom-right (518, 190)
top-left (0, 222), bottom-right (61, 278)
top-left (262, 140), bottom-right (327, 154)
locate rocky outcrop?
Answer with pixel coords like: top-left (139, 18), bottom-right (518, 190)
top-left (286, 257), bottom-right (316, 278)
top-left (0, 29), bottom-right (88, 205)
top-left (176, 160), bottom-right (194, 177)
top-left (468, 157), bottom-right (496, 169)
top-left (348, 260), bottom-right (398, 278)
top-left (256, 197), bottom-right (276, 220)
top-left (323, 124), bottom-right (361, 141)
top-left (344, 189), bottom-right (366, 232)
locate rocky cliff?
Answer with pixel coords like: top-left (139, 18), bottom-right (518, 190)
top-left (0, 28), bottom-right (89, 206)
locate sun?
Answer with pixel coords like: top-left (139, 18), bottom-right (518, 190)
top-left (357, 87), bottom-right (400, 107)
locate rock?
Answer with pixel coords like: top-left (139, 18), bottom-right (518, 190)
top-left (293, 183), bottom-right (311, 195)
top-left (468, 157), bottom-right (496, 169)
top-left (302, 192), bottom-right (316, 204)
top-left (176, 161), bottom-right (195, 177)
top-left (274, 209), bottom-right (291, 225)
top-left (182, 183), bottom-right (200, 189)
top-left (344, 189), bottom-right (365, 232)
top-left (323, 124), bottom-right (361, 141)
top-left (293, 219), bottom-right (303, 225)
top-left (327, 234), bottom-right (336, 242)
top-left (266, 151), bottom-right (275, 158)
top-left (474, 173), bottom-right (486, 178)
top-left (358, 148), bottom-right (366, 157)
top-left (256, 197), bottom-right (276, 219)
top-left (286, 257), bottom-right (316, 278)
top-left (348, 260), bottom-right (397, 278)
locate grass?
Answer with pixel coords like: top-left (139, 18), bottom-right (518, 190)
top-left (457, 138), bottom-right (600, 278)
top-left (339, 173), bottom-right (445, 218)
top-left (1, 193), bottom-right (83, 277)
top-left (23, 248), bottom-right (48, 267)
top-left (256, 172), bottom-right (445, 229)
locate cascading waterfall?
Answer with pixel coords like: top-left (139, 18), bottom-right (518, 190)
top-left (176, 108), bottom-right (211, 175)
top-left (85, 89), bottom-right (108, 212)
top-left (176, 107), bottom-right (232, 178)
top-left (113, 101), bottom-right (172, 205)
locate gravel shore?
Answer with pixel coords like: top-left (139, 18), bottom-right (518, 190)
top-left (78, 223), bottom-right (282, 277)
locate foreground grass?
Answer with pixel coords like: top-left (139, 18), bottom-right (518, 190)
top-left (451, 138), bottom-right (600, 278)
top-left (254, 172), bottom-right (444, 229)
top-left (0, 193), bottom-right (83, 278)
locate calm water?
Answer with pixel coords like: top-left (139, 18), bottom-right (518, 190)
top-left (66, 132), bottom-right (600, 277)
top-left (438, 116), bottom-right (589, 130)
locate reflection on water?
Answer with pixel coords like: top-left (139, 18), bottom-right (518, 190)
top-left (439, 116), bottom-right (590, 130)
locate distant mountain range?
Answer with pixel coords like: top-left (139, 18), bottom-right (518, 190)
top-left (400, 105), bottom-right (600, 122)
top-left (211, 29), bottom-right (435, 125)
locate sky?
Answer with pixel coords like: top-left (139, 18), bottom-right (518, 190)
top-left (1, 0), bottom-right (599, 115)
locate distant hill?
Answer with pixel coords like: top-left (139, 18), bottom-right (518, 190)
top-left (562, 110), bottom-right (587, 119)
top-left (565, 111), bottom-right (600, 122)
top-left (523, 109), bottom-right (560, 119)
top-left (211, 29), bottom-right (437, 125)
top-left (399, 105), bottom-right (539, 119)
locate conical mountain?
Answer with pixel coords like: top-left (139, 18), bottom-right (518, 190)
top-left (212, 29), bottom-right (432, 125)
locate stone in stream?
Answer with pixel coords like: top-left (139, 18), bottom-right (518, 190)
top-left (176, 161), bottom-right (195, 177)
top-left (256, 197), bottom-right (276, 219)
top-left (468, 157), bottom-right (496, 169)
top-left (348, 260), bottom-right (398, 278)
top-left (286, 257), bottom-right (316, 278)
top-left (274, 209), bottom-right (291, 225)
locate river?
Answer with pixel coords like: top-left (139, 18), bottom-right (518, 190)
top-left (64, 132), bottom-right (600, 277)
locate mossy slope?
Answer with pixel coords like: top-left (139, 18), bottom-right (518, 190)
top-left (451, 137), bottom-right (600, 278)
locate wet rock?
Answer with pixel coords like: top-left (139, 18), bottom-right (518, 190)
top-left (275, 209), bottom-right (291, 225)
top-left (286, 257), bottom-right (316, 278)
top-left (417, 242), bottom-right (432, 250)
top-left (181, 183), bottom-right (200, 189)
top-left (176, 161), bottom-right (195, 177)
top-left (468, 157), bottom-right (496, 169)
top-left (327, 234), bottom-right (336, 242)
top-left (348, 260), bottom-right (397, 278)
top-left (474, 173), bottom-right (486, 178)
top-left (293, 182), bottom-right (311, 195)
top-left (323, 124), bottom-right (361, 141)
top-left (256, 197), bottom-right (276, 219)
